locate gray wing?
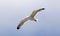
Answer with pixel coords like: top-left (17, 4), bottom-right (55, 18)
top-left (17, 17), bottom-right (29, 30)
top-left (30, 8), bottom-right (45, 17)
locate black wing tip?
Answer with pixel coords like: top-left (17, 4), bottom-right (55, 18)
top-left (41, 8), bottom-right (45, 10)
top-left (17, 27), bottom-right (20, 30)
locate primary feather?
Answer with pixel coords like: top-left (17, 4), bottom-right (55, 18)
top-left (30, 8), bottom-right (45, 17)
top-left (17, 17), bottom-right (30, 29)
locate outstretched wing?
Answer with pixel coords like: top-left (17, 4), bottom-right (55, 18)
top-left (17, 17), bottom-right (29, 30)
top-left (30, 8), bottom-right (45, 17)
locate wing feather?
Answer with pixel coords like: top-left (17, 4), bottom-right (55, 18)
top-left (17, 17), bottom-right (29, 29)
top-left (30, 8), bottom-right (45, 17)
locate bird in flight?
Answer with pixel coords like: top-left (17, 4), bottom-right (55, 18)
top-left (17, 8), bottom-right (45, 30)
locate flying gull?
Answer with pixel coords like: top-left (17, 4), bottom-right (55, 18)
top-left (17, 8), bottom-right (45, 30)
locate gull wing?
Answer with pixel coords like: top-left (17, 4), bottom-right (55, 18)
top-left (30, 8), bottom-right (45, 17)
top-left (17, 17), bottom-right (29, 29)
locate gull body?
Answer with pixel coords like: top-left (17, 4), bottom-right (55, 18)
top-left (17, 8), bottom-right (45, 30)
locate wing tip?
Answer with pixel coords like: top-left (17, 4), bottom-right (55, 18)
top-left (17, 26), bottom-right (20, 30)
top-left (41, 8), bottom-right (45, 10)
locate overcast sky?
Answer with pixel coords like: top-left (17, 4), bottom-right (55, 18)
top-left (0, 0), bottom-right (60, 36)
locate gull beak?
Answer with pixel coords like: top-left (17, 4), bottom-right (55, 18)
top-left (34, 19), bottom-right (38, 22)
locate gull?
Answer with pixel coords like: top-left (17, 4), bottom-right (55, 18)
top-left (17, 8), bottom-right (45, 30)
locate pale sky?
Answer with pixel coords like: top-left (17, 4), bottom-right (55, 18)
top-left (0, 0), bottom-right (60, 36)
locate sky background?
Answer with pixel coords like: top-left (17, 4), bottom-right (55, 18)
top-left (0, 0), bottom-right (60, 36)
